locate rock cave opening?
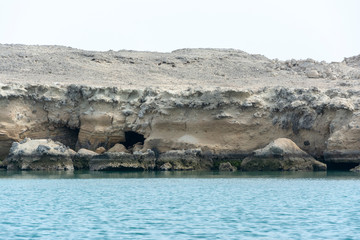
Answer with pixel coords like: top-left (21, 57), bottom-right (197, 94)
top-left (122, 131), bottom-right (145, 149)
top-left (49, 126), bottom-right (80, 151)
top-left (326, 162), bottom-right (359, 171)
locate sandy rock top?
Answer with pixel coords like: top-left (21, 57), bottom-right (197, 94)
top-left (9, 138), bottom-right (75, 157)
top-left (0, 44), bottom-right (359, 91)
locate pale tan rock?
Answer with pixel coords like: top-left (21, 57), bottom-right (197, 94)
top-left (107, 143), bottom-right (128, 153)
top-left (306, 70), bottom-right (320, 78)
top-left (95, 147), bottom-right (106, 154)
top-left (241, 138), bottom-right (327, 171)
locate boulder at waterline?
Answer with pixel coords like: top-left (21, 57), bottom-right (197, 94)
top-left (73, 148), bottom-right (98, 170)
top-left (4, 138), bottom-right (75, 170)
top-left (241, 138), bottom-right (327, 171)
top-left (156, 149), bottom-right (211, 170)
top-left (89, 149), bottom-right (156, 171)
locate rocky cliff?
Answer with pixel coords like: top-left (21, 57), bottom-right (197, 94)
top-left (1, 44), bottom-right (360, 170)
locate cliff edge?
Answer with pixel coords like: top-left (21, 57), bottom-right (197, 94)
top-left (1, 44), bottom-right (360, 170)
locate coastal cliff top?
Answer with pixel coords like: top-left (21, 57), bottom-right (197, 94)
top-left (0, 44), bottom-right (359, 90)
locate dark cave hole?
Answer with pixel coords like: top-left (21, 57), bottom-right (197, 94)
top-left (326, 162), bottom-right (359, 171)
top-left (121, 131), bottom-right (145, 149)
top-left (49, 126), bottom-right (80, 150)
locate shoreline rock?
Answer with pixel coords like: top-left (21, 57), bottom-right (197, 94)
top-left (4, 138), bottom-right (75, 171)
top-left (73, 148), bottom-right (98, 170)
top-left (156, 149), bottom-right (211, 171)
top-left (89, 150), bottom-right (156, 171)
top-left (241, 138), bottom-right (327, 171)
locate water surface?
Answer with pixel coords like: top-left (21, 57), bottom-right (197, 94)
top-left (0, 171), bottom-right (359, 239)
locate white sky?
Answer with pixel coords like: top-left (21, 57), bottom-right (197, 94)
top-left (0, 0), bottom-right (359, 62)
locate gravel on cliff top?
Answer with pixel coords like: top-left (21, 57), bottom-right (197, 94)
top-left (0, 44), bottom-right (359, 90)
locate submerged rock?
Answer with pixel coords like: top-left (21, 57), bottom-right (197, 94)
top-left (89, 149), bottom-right (156, 171)
top-left (241, 138), bottom-right (327, 171)
top-left (4, 138), bottom-right (75, 170)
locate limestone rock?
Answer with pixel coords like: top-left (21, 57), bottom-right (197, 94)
top-left (73, 148), bottom-right (98, 170)
top-left (95, 147), bottom-right (106, 154)
top-left (4, 138), bottom-right (75, 170)
top-left (241, 138), bottom-right (327, 171)
top-left (306, 70), bottom-right (320, 78)
top-left (219, 162), bottom-right (237, 171)
top-left (324, 111), bottom-right (360, 166)
top-left (107, 143), bottom-right (129, 153)
top-left (89, 149), bottom-right (156, 171)
top-left (157, 149), bottom-right (211, 170)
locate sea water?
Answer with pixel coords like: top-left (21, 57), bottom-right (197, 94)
top-left (0, 171), bottom-right (359, 239)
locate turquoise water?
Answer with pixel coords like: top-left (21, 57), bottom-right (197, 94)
top-left (1, 171), bottom-right (360, 239)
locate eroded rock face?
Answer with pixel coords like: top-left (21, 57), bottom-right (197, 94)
top-left (0, 84), bottom-right (358, 171)
top-left (4, 138), bottom-right (75, 170)
top-left (241, 138), bottom-right (327, 171)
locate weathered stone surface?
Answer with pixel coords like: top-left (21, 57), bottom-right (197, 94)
top-left (219, 162), bottom-right (237, 171)
top-left (107, 143), bottom-right (129, 153)
top-left (4, 138), bottom-right (75, 170)
top-left (241, 138), bottom-right (327, 171)
top-left (89, 149), bottom-right (156, 171)
top-left (73, 148), bottom-right (98, 170)
top-left (157, 149), bottom-right (211, 170)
